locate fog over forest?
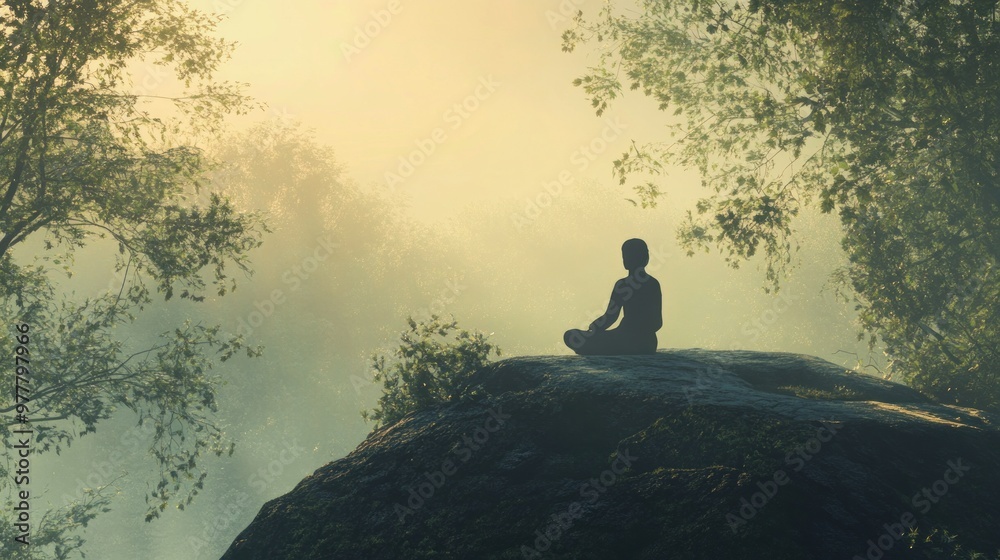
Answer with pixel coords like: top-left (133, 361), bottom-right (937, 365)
top-left (7, 1), bottom-right (883, 559)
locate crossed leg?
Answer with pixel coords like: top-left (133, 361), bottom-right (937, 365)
top-left (563, 328), bottom-right (657, 356)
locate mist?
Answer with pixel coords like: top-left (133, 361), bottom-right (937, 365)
top-left (20, 1), bottom-right (875, 559)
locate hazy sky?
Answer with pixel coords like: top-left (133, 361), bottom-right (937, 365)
top-left (187, 0), bottom-right (695, 220)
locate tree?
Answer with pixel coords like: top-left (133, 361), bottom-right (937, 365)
top-left (0, 0), bottom-right (265, 556)
top-left (208, 121), bottom-right (443, 350)
top-left (363, 316), bottom-right (500, 430)
top-left (563, 0), bottom-right (1000, 410)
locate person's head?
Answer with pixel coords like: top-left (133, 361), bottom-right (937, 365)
top-left (621, 238), bottom-right (649, 271)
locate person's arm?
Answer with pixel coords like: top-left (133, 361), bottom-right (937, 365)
top-left (652, 278), bottom-right (663, 331)
top-left (588, 281), bottom-right (623, 332)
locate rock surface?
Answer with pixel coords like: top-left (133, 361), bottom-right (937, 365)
top-left (221, 349), bottom-right (1000, 559)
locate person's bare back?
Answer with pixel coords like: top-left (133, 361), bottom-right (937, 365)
top-left (564, 239), bottom-right (662, 355)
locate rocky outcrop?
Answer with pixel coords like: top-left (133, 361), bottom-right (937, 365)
top-left (221, 349), bottom-right (1000, 559)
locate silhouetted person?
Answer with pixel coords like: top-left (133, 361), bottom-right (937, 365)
top-left (564, 238), bottom-right (662, 355)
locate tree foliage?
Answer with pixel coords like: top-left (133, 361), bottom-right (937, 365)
top-left (564, 0), bottom-right (1000, 411)
top-left (0, 0), bottom-right (265, 556)
top-left (363, 316), bottom-right (500, 429)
